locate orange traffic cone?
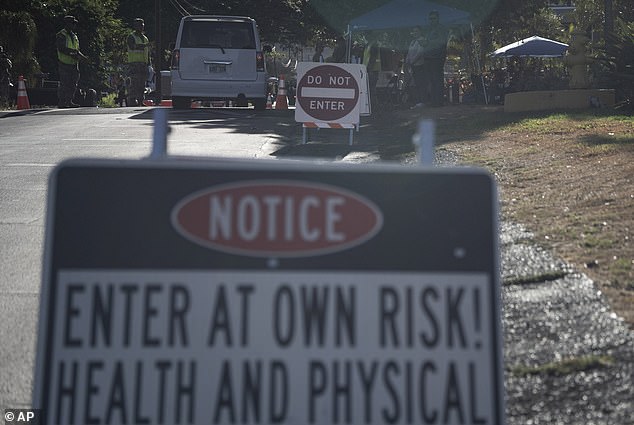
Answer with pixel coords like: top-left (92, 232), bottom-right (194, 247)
top-left (266, 94), bottom-right (273, 109)
top-left (16, 76), bottom-right (30, 110)
top-left (275, 75), bottom-right (288, 110)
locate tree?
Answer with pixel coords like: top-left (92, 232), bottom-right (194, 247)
top-left (0, 0), bottom-right (128, 90)
top-left (116, 0), bottom-right (337, 73)
top-left (0, 9), bottom-right (39, 84)
top-left (5, 0), bottom-right (630, 97)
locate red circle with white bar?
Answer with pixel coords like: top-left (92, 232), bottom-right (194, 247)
top-left (297, 65), bottom-right (360, 121)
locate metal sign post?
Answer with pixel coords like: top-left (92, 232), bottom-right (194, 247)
top-left (149, 108), bottom-right (169, 159)
top-left (413, 119), bottom-right (436, 165)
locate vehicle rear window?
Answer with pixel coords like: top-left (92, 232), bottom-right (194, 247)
top-left (181, 21), bottom-right (256, 49)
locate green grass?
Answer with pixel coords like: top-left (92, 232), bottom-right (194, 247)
top-left (97, 92), bottom-right (118, 108)
top-left (511, 355), bottom-right (614, 377)
top-left (582, 235), bottom-right (614, 249)
top-left (612, 258), bottom-right (633, 273)
top-left (503, 270), bottom-right (568, 286)
top-left (431, 109), bottom-right (633, 148)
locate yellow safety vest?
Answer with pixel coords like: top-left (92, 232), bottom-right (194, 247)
top-left (363, 43), bottom-right (382, 72)
top-left (127, 33), bottom-right (150, 64)
top-left (57, 29), bottom-right (80, 65)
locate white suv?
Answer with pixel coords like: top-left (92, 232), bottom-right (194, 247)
top-left (170, 15), bottom-right (268, 110)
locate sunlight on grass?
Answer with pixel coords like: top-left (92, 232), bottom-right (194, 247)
top-left (484, 111), bottom-right (634, 141)
top-left (436, 109), bottom-right (632, 143)
top-left (512, 355), bottom-right (614, 377)
top-left (98, 93), bottom-right (118, 108)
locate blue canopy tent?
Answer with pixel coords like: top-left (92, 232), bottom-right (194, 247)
top-left (348, 0), bottom-right (471, 31)
top-left (346, 0), bottom-right (471, 64)
top-left (346, 0), bottom-right (484, 103)
top-left (491, 35), bottom-right (569, 58)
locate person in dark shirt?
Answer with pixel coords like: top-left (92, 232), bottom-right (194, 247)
top-left (312, 43), bottom-right (325, 62)
top-left (422, 10), bottom-right (449, 106)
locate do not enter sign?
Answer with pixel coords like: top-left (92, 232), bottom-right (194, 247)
top-left (295, 63), bottom-right (363, 125)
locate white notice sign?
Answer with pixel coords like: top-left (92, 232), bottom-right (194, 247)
top-left (48, 269), bottom-right (495, 424)
top-left (36, 159), bottom-right (503, 424)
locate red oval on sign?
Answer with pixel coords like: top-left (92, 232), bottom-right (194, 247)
top-left (171, 180), bottom-right (383, 257)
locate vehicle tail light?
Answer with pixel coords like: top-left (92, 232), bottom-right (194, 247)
top-left (171, 49), bottom-right (180, 70)
top-left (256, 51), bottom-right (265, 72)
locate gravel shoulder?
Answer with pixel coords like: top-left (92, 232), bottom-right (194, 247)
top-left (499, 222), bottom-right (633, 424)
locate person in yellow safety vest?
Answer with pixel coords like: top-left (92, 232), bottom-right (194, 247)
top-left (363, 35), bottom-right (383, 109)
top-left (56, 15), bottom-right (88, 108)
top-left (126, 18), bottom-right (151, 106)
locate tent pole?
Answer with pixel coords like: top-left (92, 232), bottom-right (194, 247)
top-left (346, 25), bottom-right (352, 63)
top-left (471, 23), bottom-right (488, 105)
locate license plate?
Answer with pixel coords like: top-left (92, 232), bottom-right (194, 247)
top-left (209, 64), bottom-right (226, 73)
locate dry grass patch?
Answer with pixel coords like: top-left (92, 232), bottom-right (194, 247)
top-left (436, 107), bottom-right (633, 327)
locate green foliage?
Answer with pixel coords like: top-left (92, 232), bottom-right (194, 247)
top-left (0, 10), bottom-right (39, 84)
top-left (97, 92), bottom-right (118, 108)
top-left (570, 0), bottom-right (605, 34)
top-left (307, 0), bottom-right (387, 33)
top-left (593, 17), bottom-right (634, 107)
top-left (612, 18), bottom-right (634, 73)
top-left (2, 0), bottom-right (128, 91)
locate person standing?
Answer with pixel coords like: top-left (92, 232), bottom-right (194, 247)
top-left (405, 26), bottom-right (425, 108)
top-left (328, 37), bottom-right (347, 63)
top-left (126, 18), bottom-right (151, 106)
top-left (312, 43), bottom-right (325, 62)
top-left (422, 10), bottom-right (449, 106)
top-left (363, 34), bottom-right (383, 109)
top-left (56, 15), bottom-right (87, 108)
